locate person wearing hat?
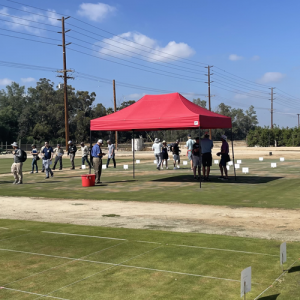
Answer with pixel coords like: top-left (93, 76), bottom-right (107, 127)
top-left (171, 139), bottom-right (181, 169)
top-left (53, 144), bottom-right (64, 170)
top-left (40, 142), bottom-right (47, 172)
top-left (41, 142), bottom-right (54, 179)
top-left (185, 134), bottom-right (195, 170)
top-left (161, 140), bottom-right (169, 169)
top-left (67, 140), bottom-right (77, 170)
top-left (91, 139), bottom-right (106, 184)
top-left (30, 144), bottom-right (39, 174)
top-left (192, 137), bottom-right (201, 180)
top-left (80, 142), bottom-right (91, 169)
top-left (152, 138), bottom-right (162, 170)
top-left (200, 132), bottom-right (214, 181)
top-left (217, 134), bottom-right (230, 180)
top-left (106, 140), bottom-right (116, 168)
top-left (11, 142), bottom-right (23, 184)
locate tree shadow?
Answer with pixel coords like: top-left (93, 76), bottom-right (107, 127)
top-left (258, 294), bottom-right (280, 300)
top-left (152, 175), bottom-right (283, 184)
top-left (288, 266), bottom-right (300, 273)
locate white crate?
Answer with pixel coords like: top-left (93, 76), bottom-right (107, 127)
top-left (123, 165), bottom-right (129, 170)
top-left (259, 157), bottom-right (264, 161)
top-left (235, 164), bottom-right (240, 169)
top-left (271, 163), bottom-right (277, 168)
top-left (242, 167), bottom-right (249, 174)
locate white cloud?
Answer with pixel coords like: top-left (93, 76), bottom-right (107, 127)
top-left (258, 72), bottom-right (286, 84)
top-left (252, 55), bottom-right (260, 61)
top-left (229, 54), bottom-right (243, 61)
top-left (234, 94), bottom-right (248, 100)
top-left (21, 77), bottom-right (35, 83)
top-left (0, 78), bottom-right (13, 86)
top-left (77, 3), bottom-right (116, 22)
top-left (96, 31), bottom-right (195, 62)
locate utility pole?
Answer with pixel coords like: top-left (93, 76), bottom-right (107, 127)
top-left (297, 114), bottom-right (300, 128)
top-left (205, 65), bottom-right (213, 139)
top-left (57, 16), bottom-right (73, 151)
top-left (113, 80), bottom-right (118, 149)
top-left (269, 87), bottom-right (275, 129)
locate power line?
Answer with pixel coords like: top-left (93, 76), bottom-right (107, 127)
top-left (0, 31), bottom-right (58, 45)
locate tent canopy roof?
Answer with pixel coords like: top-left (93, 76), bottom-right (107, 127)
top-left (90, 93), bottom-right (231, 131)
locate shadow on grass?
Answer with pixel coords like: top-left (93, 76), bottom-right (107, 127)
top-left (152, 175), bottom-right (283, 184)
top-left (288, 266), bottom-right (300, 273)
top-left (258, 294), bottom-right (280, 300)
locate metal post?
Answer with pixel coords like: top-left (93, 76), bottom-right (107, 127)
top-left (269, 87), bottom-right (275, 129)
top-left (89, 130), bottom-right (92, 175)
top-left (132, 130), bottom-right (135, 179)
top-left (113, 80), bottom-right (118, 149)
top-left (231, 128), bottom-right (236, 181)
top-left (205, 65), bottom-right (213, 139)
top-left (297, 114), bottom-right (300, 128)
top-left (199, 126), bottom-right (202, 188)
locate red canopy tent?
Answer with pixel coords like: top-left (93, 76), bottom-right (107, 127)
top-left (90, 93), bottom-right (235, 187)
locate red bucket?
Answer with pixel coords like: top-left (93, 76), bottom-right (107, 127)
top-left (81, 174), bottom-right (95, 187)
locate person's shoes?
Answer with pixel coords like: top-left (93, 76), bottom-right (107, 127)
top-left (156, 167), bottom-right (160, 170)
top-left (70, 168), bottom-right (75, 170)
top-left (13, 180), bottom-right (18, 184)
top-left (16, 181), bottom-right (22, 184)
top-left (59, 168), bottom-right (62, 170)
top-left (173, 167), bottom-right (177, 170)
top-left (35, 171), bottom-right (38, 173)
top-left (177, 165), bottom-right (180, 169)
top-left (206, 177), bottom-right (211, 181)
top-left (114, 167), bottom-right (116, 168)
top-left (52, 168), bottom-right (55, 170)
top-left (96, 181), bottom-right (102, 184)
top-left (30, 171), bottom-right (33, 174)
top-left (203, 177), bottom-right (208, 181)
top-left (42, 170), bottom-right (45, 173)
top-left (51, 173), bottom-right (54, 178)
top-left (194, 177), bottom-right (197, 180)
top-left (218, 176), bottom-right (224, 179)
top-left (45, 176), bottom-right (49, 179)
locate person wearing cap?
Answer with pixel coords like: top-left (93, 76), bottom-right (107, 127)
top-left (192, 137), bottom-right (201, 180)
top-left (201, 132), bottom-right (214, 181)
top-left (53, 144), bottom-right (64, 170)
top-left (67, 141), bottom-right (77, 170)
top-left (30, 144), bottom-right (39, 174)
top-left (106, 140), bottom-right (116, 168)
top-left (40, 142), bottom-right (47, 172)
top-left (41, 142), bottom-right (54, 179)
top-left (11, 142), bottom-right (23, 184)
top-left (217, 135), bottom-right (230, 180)
top-left (161, 140), bottom-right (169, 169)
top-left (185, 134), bottom-right (195, 170)
top-left (91, 139), bottom-right (106, 184)
top-left (171, 139), bottom-right (181, 169)
top-left (152, 138), bottom-right (162, 170)
top-left (80, 142), bottom-right (91, 169)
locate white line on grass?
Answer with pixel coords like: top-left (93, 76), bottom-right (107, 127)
top-left (0, 287), bottom-right (70, 300)
top-left (2, 241), bottom-right (127, 287)
top-left (42, 231), bottom-right (127, 241)
top-left (136, 240), bottom-right (162, 244)
top-left (169, 244), bottom-right (279, 257)
top-left (33, 246), bottom-right (163, 300)
top-left (0, 227), bottom-right (9, 230)
top-left (253, 259), bottom-right (298, 300)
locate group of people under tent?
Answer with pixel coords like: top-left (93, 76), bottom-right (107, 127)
top-left (10, 139), bottom-right (116, 185)
top-left (151, 133), bottom-right (230, 181)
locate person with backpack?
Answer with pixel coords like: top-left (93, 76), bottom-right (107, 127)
top-left (67, 140), bottom-right (77, 170)
top-left (30, 144), bottom-right (39, 173)
top-left (41, 142), bottom-right (54, 179)
top-left (91, 139), bottom-right (106, 184)
top-left (11, 142), bottom-right (26, 184)
top-left (171, 139), bottom-right (181, 169)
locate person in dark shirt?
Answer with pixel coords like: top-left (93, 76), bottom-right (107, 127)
top-left (160, 141), bottom-right (169, 169)
top-left (42, 142), bottom-right (54, 179)
top-left (171, 140), bottom-right (181, 169)
top-left (217, 135), bottom-right (230, 180)
top-left (67, 140), bottom-right (77, 170)
top-left (192, 137), bottom-right (201, 180)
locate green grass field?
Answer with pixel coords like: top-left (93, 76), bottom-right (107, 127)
top-left (0, 157), bottom-right (300, 209)
top-left (0, 219), bottom-right (300, 300)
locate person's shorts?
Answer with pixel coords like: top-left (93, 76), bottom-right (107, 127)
top-left (220, 154), bottom-right (230, 167)
top-left (192, 155), bottom-right (201, 167)
top-left (202, 153), bottom-right (212, 167)
top-left (173, 154), bottom-right (180, 162)
top-left (187, 151), bottom-right (192, 161)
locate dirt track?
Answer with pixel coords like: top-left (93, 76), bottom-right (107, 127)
top-left (1, 196), bottom-right (300, 241)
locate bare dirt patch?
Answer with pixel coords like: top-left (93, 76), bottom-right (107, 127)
top-left (1, 196), bottom-right (300, 241)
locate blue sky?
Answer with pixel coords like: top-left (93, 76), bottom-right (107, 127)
top-left (0, 0), bottom-right (299, 127)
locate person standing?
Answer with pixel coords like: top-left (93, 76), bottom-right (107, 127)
top-left (41, 142), bottom-right (54, 179)
top-left (192, 137), bottom-right (201, 180)
top-left (53, 144), bottom-right (64, 170)
top-left (152, 138), bottom-right (162, 170)
top-left (171, 139), bottom-right (181, 169)
top-left (218, 135), bottom-right (230, 180)
top-left (11, 142), bottom-right (23, 184)
top-left (40, 142), bottom-right (47, 172)
top-left (201, 132), bottom-right (214, 181)
top-left (67, 141), bottom-right (77, 170)
top-left (106, 140), bottom-right (116, 168)
top-left (91, 139), bottom-right (106, 184)
top-left (161, 141), bottom-right (169, 169)
top-left (80, 142), bottom-right (91, 169)
top-left (30, 144), bottom-right (39, 173)
top-left (185, 134), bottom-right (195, 170)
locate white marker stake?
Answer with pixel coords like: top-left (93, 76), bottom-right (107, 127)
top-left (235, 164), bottom-right (240, 169)
top-left (123, 165), bottom-right (128, 170)
top-left (241, 266), bottom-right (251, 299)
top-left (226, 165), bottom-right (230, 171)
top-left (280, 242), bottom-right (287, 271)
top-left (183, 161), bottom-right (188, 165)
top-left (259, 157), bottom-right (264, 161)
top-left (154, 160), bottom-right (157, 164)
top-left (81, 165), bottom-right (86, 170)
top-left (214, 160), bottom-right (219, 164)
top-left (242, 167), bottom-right (249, 174)
top-left (237, 160), bottom-right (242, 164)
top-left (102, 165), bottom-right (107, 170)
top-left (136, 160), bottom-right (140, 164)
top-left (280, 157), bottom-right (285, 162)
top-left (271, 163), bottom-right (277, 168)
top-left (228, 161), bottom-right (233, 166)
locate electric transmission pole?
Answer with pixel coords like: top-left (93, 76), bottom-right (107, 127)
top-left (57, 16), bottom-right (73, 150)
top-left (205, 65), bottom-right (213, 139)
top-left (269, 87), bottom-right (275, 129)
top-left (113, 80), bottom-right (118, 149)
top-left (297, 114), bottom-right (300, 128)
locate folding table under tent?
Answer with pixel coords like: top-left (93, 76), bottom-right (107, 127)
top-left (90, 92), bottom-right (234, 188)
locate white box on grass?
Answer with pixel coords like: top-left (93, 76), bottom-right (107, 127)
top-left (242, 167), bottom-right (249, 174)
top-left (214, 160), bottom-right (219, 164)
top-left (235, 164), bottom-right (240, 169)
top-left (271, 163), bottom-right (277, 168)
top-left (183, 161), bottom-right (188, 165)
top-left (123, 165), bottom-right (128, 170)
top-left (154, 160), bottom-right (157, 164)
top-left (237, 160), bottom-right (242, 164)
top-left (280, 157), bottom-right (285, 162)
top-left (228, 161), bottom-right (233, 166)
top-left (136, 160), bottom-right (140, 164)
top-left (259, 157), bottom-right (264, 161)
top-left (226, 165), bottom-right (230, 171)
top-left (102, 165), bottom-right (107, 170)
top-left (81, 165), bottom-right (86, 170)
top-left (241, 267), bottom-right (251, 298)
top-left (280, 242), bottom-right (287, 265)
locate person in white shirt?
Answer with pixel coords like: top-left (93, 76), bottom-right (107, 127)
top-left (106, 140), bottom-right (116, 168)
top-left (80, 142), bottom-right (91, 169)
top-left (152, 138), bottom-right (162, 170)
top-left (185, 134), bottom-right (195, 170)
top-left (53, 144), bottom-right (64, 170)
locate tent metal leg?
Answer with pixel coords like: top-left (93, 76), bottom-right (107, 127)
top-left (231, 128), bottom-right (236, 181)
top-left (132, 130), bottom-right (135, 179)
top-left (199, 126), bottom-right (202, 189)
top-left (89, 130), bottom-right (92, 175)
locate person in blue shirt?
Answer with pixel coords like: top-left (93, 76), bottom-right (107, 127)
top-left (91, 139), bottom-right (106, 184)
top-left (41, 142), bottom-right (54, 179)
top-left (30, 144), bottom-right (39, 173)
